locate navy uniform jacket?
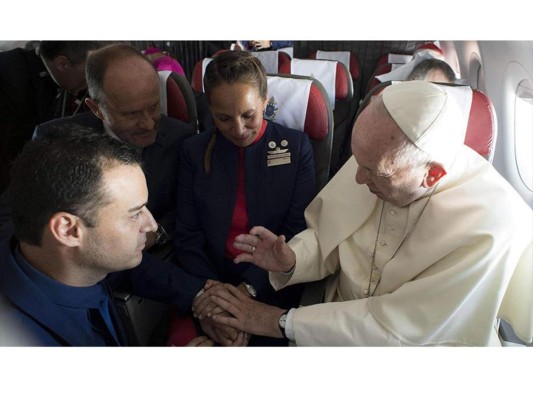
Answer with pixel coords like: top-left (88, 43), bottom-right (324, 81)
top-left (174, 121), bottom-right (316, 308)
top-left (0, 237), bottom-right (205, 346)
top-left (34, 112), bottom-right (195, 236)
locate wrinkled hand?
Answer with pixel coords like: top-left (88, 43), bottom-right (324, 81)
top-left (193, 280), bottom-right (233, 319)
top-left (233, 226), bottom-right (295, 273)
top-left (199, 315), bottom-right (249, 346)
top-left (184, 335), bottom-right (214, 347)
top-left (210, 284), bottom-right (286, 338)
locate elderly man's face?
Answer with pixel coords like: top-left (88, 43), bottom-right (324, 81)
top-left (96, 57), bottom-right (161, 149)
top-left (351, 100), bottom-right (429, 208)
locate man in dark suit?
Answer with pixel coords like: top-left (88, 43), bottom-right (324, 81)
top-left (0, 125), bottom-right (211, 346)
top-left (34, 43), bottom-right (195, 248)
top-left (0, 41), bottom-right (100, 193)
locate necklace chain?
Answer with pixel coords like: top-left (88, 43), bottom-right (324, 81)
top-left (366, 186), bottom-right (438, 298)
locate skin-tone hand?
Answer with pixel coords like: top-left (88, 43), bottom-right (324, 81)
top-left (210, 284), bottom-right (286, 338)
top-left (193, 280), bottom-right (236, 319)
top-left (184, 335), bottom-right (214, 347)
top-left (252, 40), bottom-right (271, 50)
top-left (199, 316), bottom-right (249, 346)
top-left (233, 226), bottom-right (296, 273)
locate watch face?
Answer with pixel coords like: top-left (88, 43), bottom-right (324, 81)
top-left (279, 313), bottom-right (287, 328)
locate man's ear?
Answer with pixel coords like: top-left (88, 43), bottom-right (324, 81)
top-left (51, 55), bottom-right (71, 72)
top-left (85, 97), bottom-right (104, 120)
top-left (48, 212), bottom-right (84, 247)
top-left (423, 163), bottom-right (447, 188)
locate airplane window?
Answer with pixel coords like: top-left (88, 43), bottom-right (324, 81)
top-left (514, 79), bottom-right (533, 191)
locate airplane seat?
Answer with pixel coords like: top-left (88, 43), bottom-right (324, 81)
top-left (376, 52), bottom-right (413, 68)
top-left (309, 50), bottom-right (361, 98)
top-left (165, 73), bottom-right (335, 346)
top-left (191, 57), bottom-right (214, 132)
top-left (158, 70), bottom-right (198, 133)
top-left (112, 243), bottom-right (179, 346)
top-left (251, 50), bottom-right (291, 74)
top-left (364, 62), bottom-right (395, 97)
top-left (265, 73), bottom-right (334, 192)
top-left (279, 58), bottom-right (353, 178)
top-left (463, 88), bottom-right (497, 162)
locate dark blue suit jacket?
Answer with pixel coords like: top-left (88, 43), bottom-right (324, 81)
top-left (33, 112), bottom-right (194, 236)
top-left (174, 121), bottom-right (316, 307)
top-left (0, 237), bottom-right (205, 346)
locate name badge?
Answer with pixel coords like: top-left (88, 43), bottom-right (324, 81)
top-left (267, 140), bottom-right (291, 167)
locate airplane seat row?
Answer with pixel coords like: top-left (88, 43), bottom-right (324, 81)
top-left (364, 42), bottom-right (446, 98)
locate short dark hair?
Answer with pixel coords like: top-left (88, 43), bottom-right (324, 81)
top-left (38, 41), bottom-right (102, 65)
top-left (86, 43), bottom-right (156, 103)
top-left (407, 59), bottom-right (456, 83)
top-left (204, 50), bottom-right (267, 102)
top-left (7, 124), bottom-right (141, 246)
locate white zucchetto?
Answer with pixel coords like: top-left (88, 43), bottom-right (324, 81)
top-left (382, 81), bottom-right (467, 165)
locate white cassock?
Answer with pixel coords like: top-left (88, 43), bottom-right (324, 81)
top-left (270, 147), bottom-right (532, 346)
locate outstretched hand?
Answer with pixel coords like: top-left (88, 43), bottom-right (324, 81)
top-left (233, 226), bottom-right (295, 273)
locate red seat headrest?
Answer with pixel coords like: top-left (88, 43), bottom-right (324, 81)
top-left (165, 75), bottom-right (189, 123)
top-left (464, 89), bottom-right (496, 159)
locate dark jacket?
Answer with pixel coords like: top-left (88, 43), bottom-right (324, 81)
top-left (174, 121), bottom-right (316, 307)
top-left (0, 237), bottom-right (205, 346)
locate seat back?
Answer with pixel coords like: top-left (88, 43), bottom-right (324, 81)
top-left (251, 50), bottom-right (291, 74)
top-left (265, 74), bottom-right (334, 191)
top-left (364, 62), bottom-right (397, 97)
top-left (158, 71), bottom-right (198, 132)
top-left (309, 50), bottom-right (360, 89)
top-left (355, 81), bottom-right (498, 162)
top-left (280, 59), bottom-right (354, 177)
top-left (376, 52), bottom-right (413, 67)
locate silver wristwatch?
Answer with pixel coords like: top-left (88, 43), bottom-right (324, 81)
top-left (278, 311), bottom-right (288, 339)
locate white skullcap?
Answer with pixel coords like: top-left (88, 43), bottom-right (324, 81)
top-left (381, 80), bottom-right (468, 165)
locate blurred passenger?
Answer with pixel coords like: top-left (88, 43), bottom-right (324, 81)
top-left (0, 41), bottom-right (101, 193)
top-left (195, 81), bottom-right (532, 346)
top-left (34, 43), bottom-right (195, 248)
top-left (407, 58), bottom-right (456, 83)
top-left (237, 40), bottom-right (293, 51)
top-left (0, 125), bottom-right (220, 346)
top-left (143, 47), bottom-right (186, 77)
top-left (175, 50), bottom-right (316, 346)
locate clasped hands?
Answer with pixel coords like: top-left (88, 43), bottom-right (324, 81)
top-left (192, 227), bottom-right (296, 344)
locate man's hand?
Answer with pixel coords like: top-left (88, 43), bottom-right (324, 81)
top-left (184, 335), bottom-right (214, 347)
top-left (199, 315), bottom-right (249, 346)
top-left (233, 226), bottom-right (296, 273)
top-left (210, 284), bottom-right (287, 338)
